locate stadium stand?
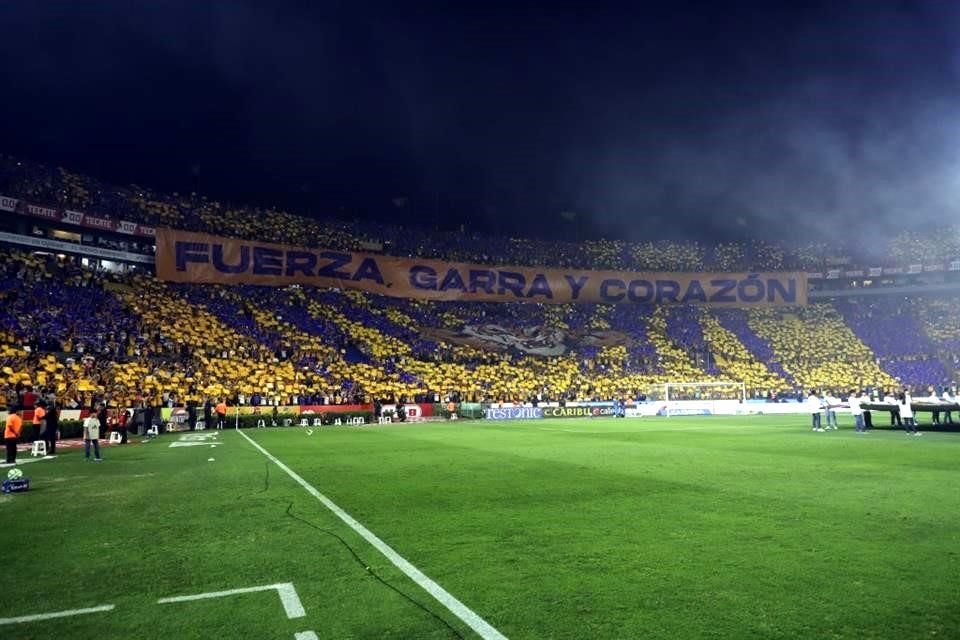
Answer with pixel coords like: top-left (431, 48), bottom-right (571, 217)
top-left (697, 309), bottom-right (789, 394)
top-left (915, 297), bottom-right (960, 356)
top-left (1, 154), bottom-right (960, 416)
top-left (834, 298), bottom-right (948, 387)
top-left (747, 306), bottom-right (899, 392)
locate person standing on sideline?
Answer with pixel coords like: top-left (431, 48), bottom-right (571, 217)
top-left (130, 405), bottom-right (143, 435)
top-left (83, 412), bottom-right (103, 461)
top-left (215, 398), bottom-right (227, 430)
top-left (44, 398), bottom-right (59, 454)
top-left (849, 390), bottom-right (865, 433)
top-left (33, 402), bottom-right (47, 453)
top-left (97, 402), bottom-right (109, 440)
top-left (900, 394), bottom-right (919, 435)
top-left (860, 390), bottom-right (873, 431)
top-left (807, 390), bottom-right (823, 431)
top-left (143, 402), bottom-right (155, 435)
top-left (928, 388), bottom-right (941, 425)
top-left (942, 388), bottom-right (956, 425)
top-left (203, 397), bottom-right (213, 430)
top-left (904, 388), bottom-right (913, 427)
top-left (884, 391), bottom-right (902, 427)
top-left (117, 409), bottom-right (129, 444)
top-left (4, 405), bottom-right (22, 465)
top-left (824, 391), bottom-right (839, 429)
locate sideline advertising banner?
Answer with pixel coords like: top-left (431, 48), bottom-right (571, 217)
top-left (298, 404), bottom-right (373, 415)
top-left (542, 405), bottom-right (616, 418)
top-left (380, 403), bottom-right (435, 420)
top-left (228, 404), bottom-right (374, 416)
top-left (485, 407), bottom-right (543, 420)
top-left (155, 229), bottom-right (808, 307)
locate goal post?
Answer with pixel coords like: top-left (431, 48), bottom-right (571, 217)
top-left (643, 381), bottom-right (746, 404)
top-left (638, 381), bottom-right (746, 417)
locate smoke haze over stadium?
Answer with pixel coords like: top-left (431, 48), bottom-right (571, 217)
top-left (2, 0), bottom-right (959, 242)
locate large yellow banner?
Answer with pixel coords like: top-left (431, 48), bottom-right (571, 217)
top-left (155, 229), bottom-right (807, 306)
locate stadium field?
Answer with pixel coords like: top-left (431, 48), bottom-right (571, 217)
top-left (4, 416), bottom-right (960, 639)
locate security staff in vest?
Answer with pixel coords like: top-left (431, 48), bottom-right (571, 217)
top-left (4, 405), bottom-right (22, 465)
top-left (33, 401), bottom-right (47, 453)
top-left (215, 399), bottom-right (227, 430)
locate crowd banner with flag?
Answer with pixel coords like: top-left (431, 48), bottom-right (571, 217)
top-left (155, 229), bottom-right (808, 306)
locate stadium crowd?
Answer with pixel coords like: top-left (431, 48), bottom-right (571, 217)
top-left (0, 244), bottom-right (955, 420)
top-left (0, 155), bottom-right (958, 429)
top-left (6, 153), bottom-right (960, 273)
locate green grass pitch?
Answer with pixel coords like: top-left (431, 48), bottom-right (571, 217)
top-left (4, 415), bottom-right (960, 639)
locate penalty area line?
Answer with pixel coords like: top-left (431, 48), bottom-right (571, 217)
top-left (157, 582), bottom-right (305, 619)
top-left (236, 429), bottom-right (508, 640)
top-left (0, 605), bottom-right (115, 625)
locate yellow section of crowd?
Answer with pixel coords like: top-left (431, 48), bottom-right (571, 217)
top-left (108, 277), bottom-right (314, 404)
top-left (889, 230), bottom-right (960, 264)
top-left (302, 296), bottom-right (412, 360)
top-left (915, 298), bottom-right (960, 347)
top-left (698, 309), bottom-right (789, 392)
top-left (59, 169), bottom-right (92, 209)
top-left (630, 241), bottom-right (704, 271)
top-left (748, 305), bottom-right (898, 392)
top-left (646, 307), bottom-right (711, 381)
top-left (192, 204), bottom-right (368, 252)
top-left (8, 246), bottom-right (960, 405)
top-left (128, 192), bottom-right (183, 227)
top-left (237, 294), bottom-right (339, 365)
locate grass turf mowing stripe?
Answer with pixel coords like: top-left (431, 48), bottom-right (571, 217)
top-left (236, 428), bottom-right (508, 640)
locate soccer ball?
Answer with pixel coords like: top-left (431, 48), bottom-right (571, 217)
top-left (7, 468), bottom-right (23, 480)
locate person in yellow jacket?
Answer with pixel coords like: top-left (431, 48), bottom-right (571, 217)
top-left (5, 405), bottom-right (22, 465)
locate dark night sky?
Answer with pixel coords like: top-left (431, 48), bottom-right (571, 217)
top-left (1, 1), bottom-right (959, 243)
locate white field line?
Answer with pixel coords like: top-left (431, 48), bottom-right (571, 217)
top-left (276, 583), bottom-right (307, 618)
top-left (237, 429), bottom-right (508, 640)
top-left (0, 456), bottom-right (57, 468)
top-left (536, 425), bottom-right (763, 433)
top-left (0, 604), bottom-right (115, 625)
top-left (294, 632), bottom-right (320, 640)
top-left (157, 582), bottom-right (305, 619)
